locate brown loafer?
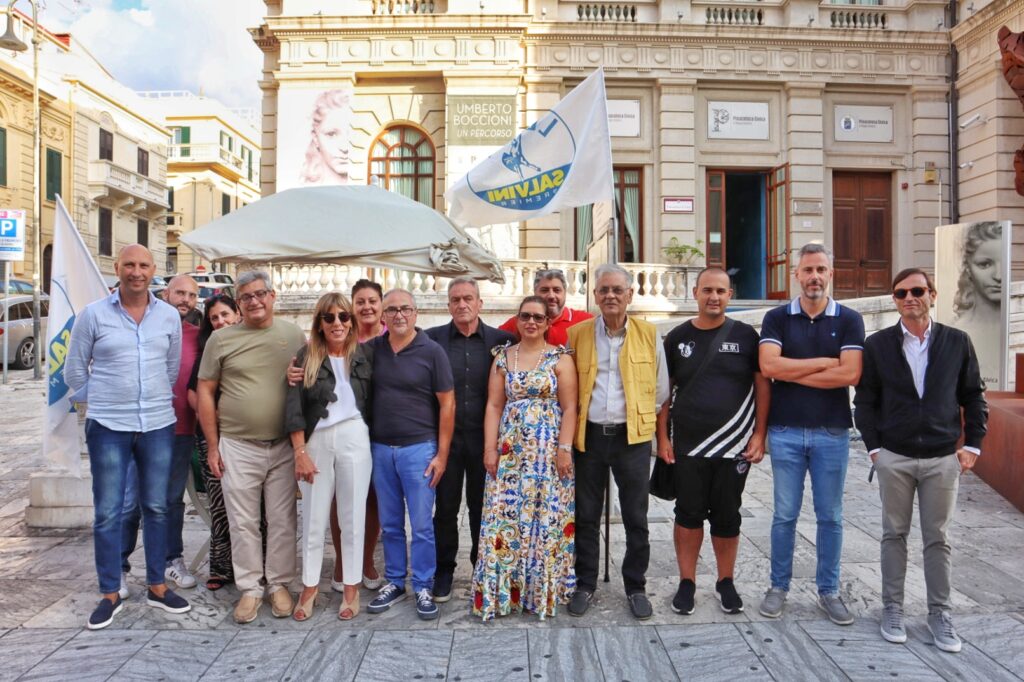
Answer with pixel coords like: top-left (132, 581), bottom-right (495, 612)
top-left (269, 588), bottom-right (294, 618)
top-left (234, 595), bottom-right (261, 624)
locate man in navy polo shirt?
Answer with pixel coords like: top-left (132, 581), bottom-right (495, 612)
top-left (757, 243), bottom-right (865, 625)
top-left (366, 289), bottom-right (455, 621)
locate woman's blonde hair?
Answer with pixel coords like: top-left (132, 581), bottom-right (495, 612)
top-left (304, 291), bottom-right (357, 388)
top-left (300, 89), bottom-right (351, 185)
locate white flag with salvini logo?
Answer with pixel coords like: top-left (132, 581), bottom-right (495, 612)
top-left (44, 196), bottom-right (110, 476)
top-left (445, 68), bottom-right (614, 228)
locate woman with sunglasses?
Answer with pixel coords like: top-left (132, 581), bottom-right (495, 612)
top-left (285, 292), bottom-right (373, 621)
top-left (187, 294), bottom-right (244, 591)
top-left (472, 296), bottom-right (578, 620)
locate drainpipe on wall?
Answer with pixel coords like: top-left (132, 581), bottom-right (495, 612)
top-left (948, 0), bottom-right (960, 224)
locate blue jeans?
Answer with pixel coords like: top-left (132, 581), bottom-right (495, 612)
top-left (371, 441), bottom-right (437, 593)
top-left (767, 425), bottom-right (850, 596)
top-left (121, 434), bottom-right (194, 570)
top-left (86, 419), bottom-right (175, 593)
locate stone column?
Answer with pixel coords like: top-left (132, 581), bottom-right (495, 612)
top-left (657, 78), bottom-right (698, 261)
top-left (909, 85), bottom-right (949, 270)
top-left (784, 82), bottom-right (826, 265)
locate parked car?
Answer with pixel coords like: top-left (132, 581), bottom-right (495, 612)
top-left (1, 295), bottom-right (49, 369)
top-left (197, 283), bottom-right (235, 310)
top-left (3, 279), bottom-right (34, 296)
top-left (188, 271), bottom-right (234, 286)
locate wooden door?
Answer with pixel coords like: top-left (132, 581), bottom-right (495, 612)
top-left (832, 171), bottom-right (892, 298)
top-left (766, 164), bottom-right (790, 299)
top-left (705, 170), bottom-right (727, 270)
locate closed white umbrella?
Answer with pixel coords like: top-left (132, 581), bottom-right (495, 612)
top-left (180, 185), bottom-right (505, 282)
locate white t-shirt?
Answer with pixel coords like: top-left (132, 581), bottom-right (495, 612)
top-left (314, 355), bottom-right (361, 430)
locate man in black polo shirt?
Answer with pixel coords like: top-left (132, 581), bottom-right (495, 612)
top-left (757, 243), bottom-right (865, 625)
top-left (855, 268), bottom-right (987, 653)
top-left (426, 276), bottom-right (515, 603)
top-left (657, 267), bottom-right (770, 616)
top-left (366, 289), bottom-right (455, 621)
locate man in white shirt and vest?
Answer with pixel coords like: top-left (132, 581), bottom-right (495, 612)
top-left (566, 263), bottom-right (669, 620)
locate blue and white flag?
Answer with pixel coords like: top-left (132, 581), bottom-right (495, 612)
top-left (445, 68), bottom-right (614, 228)
top-left (44, 196), bottom-right (109, 475)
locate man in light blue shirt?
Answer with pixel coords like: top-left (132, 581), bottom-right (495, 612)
top-left (65, 244), bottom-right (192, 630)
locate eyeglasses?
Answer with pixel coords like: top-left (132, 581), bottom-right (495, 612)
top-left (320, 311), bottom-right (351, 325)
top-left (238, 289), bottom-right (271, 305)
top-left (893, 287), bottom-right (929, 300)
top-left (597, 286), bottom-right (629, 296)
top-left (383, 305), bottom-right (416, 318)
top-left (517, 312), bottom-right (547, 324)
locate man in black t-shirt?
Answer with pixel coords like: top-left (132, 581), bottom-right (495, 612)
top-left (656, 268), bottom-right (770, 617)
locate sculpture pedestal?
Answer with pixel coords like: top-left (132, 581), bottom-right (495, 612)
top-left (25, 456), bottom-right (94, 528)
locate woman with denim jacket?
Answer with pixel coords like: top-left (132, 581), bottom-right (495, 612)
top-left (285, 292), bottom-right (373, 621)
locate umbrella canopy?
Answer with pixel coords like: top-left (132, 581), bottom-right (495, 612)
top-left (180, 185), bottom-right (505, 283)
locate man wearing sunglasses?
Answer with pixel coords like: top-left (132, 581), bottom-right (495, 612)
top-left (196, 270), bottom-right (306, 624)
top-left (499, 268), bottom-right (592, 346)
top-left (366, 289), bottom-right (455, 620)
top-left (425, 277), bottom-right (515, 603)
top-left (854, 268), bottom-right (987, 653)
top-left (566, 263), bottom-right (669, 620)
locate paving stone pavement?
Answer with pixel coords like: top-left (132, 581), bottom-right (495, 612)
top-left (1, 371), bottom-right (1023, 681)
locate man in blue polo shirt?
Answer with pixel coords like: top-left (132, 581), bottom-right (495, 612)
top-left (366, 288), bottom-right (455, 621)
top-left (757, 243), bottom-right (865, 625)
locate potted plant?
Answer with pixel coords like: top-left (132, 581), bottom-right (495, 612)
top-left (662, 237), bottom-right (704, 265)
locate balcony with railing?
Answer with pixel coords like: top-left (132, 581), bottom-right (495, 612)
top-left (88, 160), bottom-right (169, 210)
top-left (168, 143), bottom-right (258, 183)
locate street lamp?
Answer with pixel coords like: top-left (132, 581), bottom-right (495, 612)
top-left (0, 0), bottom-right (42, 379)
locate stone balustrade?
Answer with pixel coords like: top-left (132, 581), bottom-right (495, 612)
top-left (704, 6), bottom-right (765, 26)
top-left (576, 3), bottom-right (638, 22)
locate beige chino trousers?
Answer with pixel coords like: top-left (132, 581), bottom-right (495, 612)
top-left (876, 447), bottom-right (960, 613)
top-left (300, 417), bottom-right (373, 587)
top-left (220, 436), bottom-right (298, 598)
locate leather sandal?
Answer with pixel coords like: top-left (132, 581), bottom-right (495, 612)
top-left (339, 591), bottom-right (360, 621)
top-left (292, 589), bottom-right (317, 622)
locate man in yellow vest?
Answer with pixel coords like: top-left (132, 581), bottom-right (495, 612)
top-left (566, 263), bottom-right (669, 620)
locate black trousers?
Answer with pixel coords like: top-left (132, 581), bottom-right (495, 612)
top-left (433, 428), bottom-right (485, 576)
top-left (574, 423), bottom-right (651, 595)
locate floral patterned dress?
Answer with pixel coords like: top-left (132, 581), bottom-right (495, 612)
top-left (472, 344), bottom-right (576, 621)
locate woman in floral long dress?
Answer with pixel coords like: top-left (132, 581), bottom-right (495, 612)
top-left (472, 296), bottom-right (578, 621)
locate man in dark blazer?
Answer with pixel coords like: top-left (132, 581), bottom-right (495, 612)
top-left (426, 276), bottom-right (516, 603)
top-left (854, 267), bottom-right (988, 654)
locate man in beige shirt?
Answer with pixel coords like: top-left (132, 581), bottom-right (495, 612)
top-left (197, 270), bottom-right (306, 624)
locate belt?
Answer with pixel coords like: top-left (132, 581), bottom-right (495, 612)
top-left (587, 421), bottom-right (626, 436)
top-left (246, 437), bottom-right (286, 447)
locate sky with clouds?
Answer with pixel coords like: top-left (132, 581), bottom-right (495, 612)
top-left (33, 0), bottom-right (265, 110)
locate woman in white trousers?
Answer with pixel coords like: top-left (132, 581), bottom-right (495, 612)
top-left (286, 292), bottom-right (374, 620)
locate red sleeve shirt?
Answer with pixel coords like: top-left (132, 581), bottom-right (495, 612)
top-left (500, 307), bottom-right (593, 346)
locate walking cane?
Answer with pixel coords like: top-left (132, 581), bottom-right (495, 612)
top-left (603, 467), bottom-right (611, 583)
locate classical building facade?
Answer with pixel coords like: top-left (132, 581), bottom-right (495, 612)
top-left (0, 11), bottom-right (170, 285)
top-left (139, 91), bottom-right (262, 274)
top-left (251, 0), bottom-right (987, 301)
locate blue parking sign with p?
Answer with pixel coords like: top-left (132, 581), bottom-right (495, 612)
top-left (0, 209), bottom-right (26, 261)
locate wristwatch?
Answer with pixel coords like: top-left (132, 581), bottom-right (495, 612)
top-left (557, 444), bottom-right (572, 453)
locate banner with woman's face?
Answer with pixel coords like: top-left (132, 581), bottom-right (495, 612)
top-left (276, 87), bottom-right (355, 191)
top-left (935, 220), bottom-right (1012, 389)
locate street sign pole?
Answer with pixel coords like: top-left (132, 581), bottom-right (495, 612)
top-left (3, 260), bottom-right (8, 385)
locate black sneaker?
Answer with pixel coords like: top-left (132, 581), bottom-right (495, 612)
top-left (146, 588), bottom-right (191, 614)
top-left (87, 596), bottom-right (123, 630)
top-left (432, 573), bottom-right (453, 604)
top-left (567, 589), bottom-right (594, 617)
top-left (416, 589), bottom-right (439, 620)
top-left (672, 579), bottom-right (696, 615)
top-left (715, 578), bottom-right (744, 614)
top-left (368, 583), bottom-right (407, 614)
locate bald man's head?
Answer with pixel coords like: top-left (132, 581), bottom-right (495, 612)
top-left (114, 243), bottom-right (155, 297)
top-left (165, 275), bottom-right (199, 319)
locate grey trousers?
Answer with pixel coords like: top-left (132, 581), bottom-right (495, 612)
top-left (876, 448), bottom-right (960, 613)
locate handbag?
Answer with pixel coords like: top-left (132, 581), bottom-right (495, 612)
top-left (649, 319), bottom-right (736, 501)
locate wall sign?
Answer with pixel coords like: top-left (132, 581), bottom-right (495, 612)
top-left (663, 197), bottom-right (694, 213)
top-left (0, 209), bottom-right (26, 262)
top-left (707, 101), bottom-right (770, 140)
top-left (834, 105), bottom-right (893, 143)
top-left (608, 99), bottom-right (641, 138)
top-left (447, 96), bottom-right (517, 146)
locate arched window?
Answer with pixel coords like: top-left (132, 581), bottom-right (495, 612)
top-left (369, 125), bottom-right (435, 207)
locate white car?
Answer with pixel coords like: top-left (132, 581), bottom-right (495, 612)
top-left (187, 271), bottom-right (234, 286)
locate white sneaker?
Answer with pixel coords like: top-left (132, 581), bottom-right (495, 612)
top-left (165, 557), bottom-right (197, 589)
top-left (118, 572), bottom-right (130, 600)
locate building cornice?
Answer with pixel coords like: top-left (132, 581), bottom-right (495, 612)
top-left (64, 78), bottom-right (170, 137)
top-left (951, 0), bottom-right (1024, 51)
